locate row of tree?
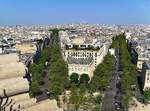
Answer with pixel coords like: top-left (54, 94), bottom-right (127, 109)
top-left (110, 36), bottom-right (118, 48)
top-left (29, 43), bottom-right (50, 96)
top-left (48, 29), bottom-right (69, 98)
top-left (90, 53), bottom-right (115, 92)
top-left (29, 29), bottom-right (68, 97)
top-left (118, 34), bottom-right (138, 109)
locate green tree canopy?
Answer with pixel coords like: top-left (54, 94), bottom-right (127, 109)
top-left (70, 73), bottom-right (79, 84)
top-left (144, 90), bottom-right (150, 102)
top-left (80, 74), bottom-right (90, 84)
top-left (30, 80), bottom-right (41, 96)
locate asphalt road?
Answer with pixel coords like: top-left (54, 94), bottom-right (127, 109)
top-left (102, 47), bottom-right (123, 111)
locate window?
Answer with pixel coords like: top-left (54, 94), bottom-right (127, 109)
top-left (75, 68), bottom-right (77, 71)
top-left (147, 78), bottom-right (150, 82)
top-left (78, 68), bottom-right (80, 71)
top-left (95, 53), bottom-right (97, 57)
top-left (146, 87), bottom-right (149, 90)
top-left (72, 68), bottom-right (74, 71)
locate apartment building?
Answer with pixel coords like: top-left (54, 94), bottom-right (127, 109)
top-left (137, 55), bottom-right (150, 70)
top-left (128, 36), bottom-right (150, 71)
top-left (64, 44), bottom-right (108, 78)
top-left (64, 44), bottom-right (107, 66)
top-left (141, 62), bottom-right (150, 91)
top-left (60, 31), bottom-right (109, 78)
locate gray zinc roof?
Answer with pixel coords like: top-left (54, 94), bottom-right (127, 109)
top-left (67, 56), bottom-right (93, 65)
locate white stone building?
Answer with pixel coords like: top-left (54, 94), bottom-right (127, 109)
top-left (141, 62), bottom-right (150, 91)
top-left (64, 44), bottom-right (108, 67)
top-left (66, 53), bottom-right (95, 78)
top-left (64, 45), bottom-right (108, 78)
top-left (59, 31), bottom-right (109, 78)
top-left (137, 57), bottom-right (149, 71)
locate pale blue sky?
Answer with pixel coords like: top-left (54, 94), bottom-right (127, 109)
top-left (0, 0), bottom-right (149, 25)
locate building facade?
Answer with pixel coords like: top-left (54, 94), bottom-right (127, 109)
top-left (142, 62), bottom-right (150, 91)
top-left (62, 44), bottom-right (108, 78)
top-left (60, 30), bottom-right (109, 78)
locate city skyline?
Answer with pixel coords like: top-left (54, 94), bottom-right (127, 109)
top-left (0, 0), bottom-right (150, 25)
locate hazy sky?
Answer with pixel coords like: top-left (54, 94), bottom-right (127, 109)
top-left (0, 0), bottom-right (150, 25)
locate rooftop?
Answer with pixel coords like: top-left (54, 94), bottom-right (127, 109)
top-left (147, 63), bottom-right (150, 70)
top-left (145, 61), bottom-right (150, 70)
top-left (67, 56), bottom-right (93, 65)
top-left (65, 44), bottom-right (101, 51)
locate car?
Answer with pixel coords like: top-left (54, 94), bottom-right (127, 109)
top-left (115, 103), bottom-right (121, 109)
top-left (115, 101), bottom-right (120, 105)
top-left (107, 85), bottom-right (110, 89)
top-left (115, 102), bottom-right (118, 106)
top-left (45, 89), bottom-right (50, 95)
top-left (116, 107), bottom-right (120, 110)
